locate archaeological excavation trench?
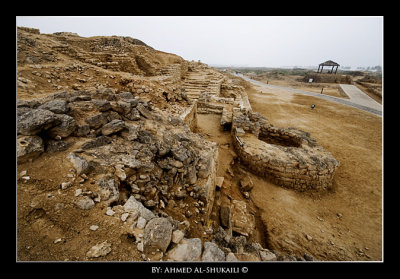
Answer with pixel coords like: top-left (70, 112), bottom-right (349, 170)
top-left (179, 64), bottom-right (340, 254)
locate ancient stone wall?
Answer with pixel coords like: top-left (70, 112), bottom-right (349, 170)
top-left (231, 109), bottom-right (339, 191)
top-left (180, 102), bottom-right (198, 132)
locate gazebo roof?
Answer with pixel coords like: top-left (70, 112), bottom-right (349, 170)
top-left (319, 60), bottom-right (340, 66)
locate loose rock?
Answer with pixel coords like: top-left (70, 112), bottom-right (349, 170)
top-left (101, 119), bottom-right (125, 136)
top-left (38, 99), bottom-right (68, 114)
top-left (201, 241), bottom-right (225, 261)
top-left (17, 109), bottom-right (60, 135)
top-left (143, 217), bottom-right (173, 253)
top-left (90, 225), bottom-right (99, 231)
top-left (17, 135), bottom-right (44, 163)
top-left (171, 230), bottom-right (185, 244)
top-left (86, 241), bottom-right (112, 258)
top-left (136, 216), bottom-right (147, 229)
top-left (75, 196), bottom-right (95, 210)
top-left (167, 238), bottom-right (202, 261)
top-left (67, 153), bottom-right (90, 175)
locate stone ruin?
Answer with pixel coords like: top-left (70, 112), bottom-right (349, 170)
top-left (231, 108), bottom-right (340, 191)
top-left (17, 28), bottom-right (339, 261)
top-left (17, 88), bottom-right (219, 221)
top-left (180, 63), bottom-right (340, 191)
top-left (17, 64), bottom-right (339, 261)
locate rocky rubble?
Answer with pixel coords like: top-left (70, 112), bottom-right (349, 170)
top-left (17, 89), bottom-right (218, 209)
top-left (17, 84), bottom-right (320, 262)
top-left (17, 87), bottom-right (230, 261)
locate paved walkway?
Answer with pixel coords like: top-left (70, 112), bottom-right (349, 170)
top-left (236, 74), bottom-right (382, 117)
top-left (339, 84), bottom-right (382, 112)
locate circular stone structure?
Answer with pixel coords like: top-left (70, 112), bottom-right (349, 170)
top-left (231, 109), bottom-right (339, 191)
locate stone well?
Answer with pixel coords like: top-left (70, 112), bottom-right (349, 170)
top-left (231, 109), bottom-right (339, 191)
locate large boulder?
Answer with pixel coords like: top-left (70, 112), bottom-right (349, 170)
top-left (123, 196), bottom-right (155, 221)
top-left (17, 135), bottom-right (44, 163)
top-left (143, 217), bottom-right (173, 253)
top-left (111, 100), bottom-right (131, 116)
top-left (92, 100), bottom-right (112, 112)
top-left (47, 114), bottom-right (77, 138)
top-left (17, 109), bottom-right (60, 135)
top-left (101, 119), bottom-right (125, 136)
top-left (201, 242), bottom-right (225, 262)
top-left (66, 152), bottom-right (90, 175)
top-left (166, 238), bottom-right (202, 261)
top-left (85, 113), bottom-right (108, 129)
top-left (38, 99), bottom-right (69, 114)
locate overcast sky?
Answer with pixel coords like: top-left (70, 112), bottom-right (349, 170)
top-left (16, 16), bottom-right (383, 68)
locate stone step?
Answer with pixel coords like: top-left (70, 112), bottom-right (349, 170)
top-left (183, 79), bottom-right (209, 83)
top-left (183, 86), bottom-right (208, 90)
top-left (185, 92), bottom-right (203, 97)
top-left (186, 92), bottom-right (200, 96)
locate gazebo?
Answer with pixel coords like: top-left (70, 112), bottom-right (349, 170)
top-left (317, 60), bottom-right (339, 74)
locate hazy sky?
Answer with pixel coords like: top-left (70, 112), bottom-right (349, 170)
top-left (16, 16), bottom-right (383, 68)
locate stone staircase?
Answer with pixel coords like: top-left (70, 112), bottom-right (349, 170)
top-left (156, 64), bottom-right (183, 82)
top-left (182, 69), bottom-right (224, 101)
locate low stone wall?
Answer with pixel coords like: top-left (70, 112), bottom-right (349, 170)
top-left (180, 102), bottom-right (198, 132)
top-left (220, 106), bottom-right (233, 130)
top-left (197, 102), bottom-right (224, 114)
top-left (231, 110), bottom-right (339, 191)
top-left (237, 93), bottom-right (252, 112)
top-left (201, 146), bottom-right (219, 220)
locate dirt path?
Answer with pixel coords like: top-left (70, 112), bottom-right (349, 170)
top-left (242, 84), bottom-right (382, 261)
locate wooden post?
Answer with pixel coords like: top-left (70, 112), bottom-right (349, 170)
top-left (317, 65), bottom-right (320, 73)
top-left (335, 66), bottom-right (338, 74)
top-left (321, 87), bottom-right (324, 94)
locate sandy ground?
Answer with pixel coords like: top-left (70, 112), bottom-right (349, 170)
top-left (244, 84), bottom-right (382, 261)
top-left (17, 141), bottom-right (146, 261)
top-left (252, 75), bottom-right (345, 98)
